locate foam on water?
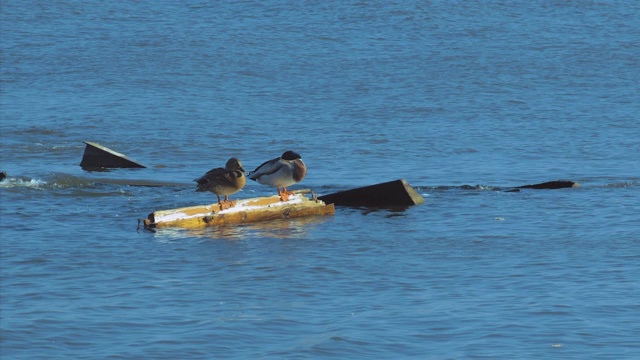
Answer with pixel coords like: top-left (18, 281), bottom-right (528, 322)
top-left (0, 177), bottom-right (47, 189)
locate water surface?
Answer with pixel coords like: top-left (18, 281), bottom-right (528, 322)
top-left (1, 1), bottom-right (639, 359)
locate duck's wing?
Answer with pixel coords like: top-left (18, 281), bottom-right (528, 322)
top-left (194, 167), bottom-right (227, 185)
top-left (248, 157), bottom-right (283, 180)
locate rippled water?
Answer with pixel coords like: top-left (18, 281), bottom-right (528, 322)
top-left (2, 1), bottom-right (639, 359)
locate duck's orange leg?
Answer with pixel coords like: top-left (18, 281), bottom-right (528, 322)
top-left (277, 187), bottom-right (290, 202)
top-left (219, 195), bottom-right (237, 210)
top-left (215, 194), bottom-right (228, 210)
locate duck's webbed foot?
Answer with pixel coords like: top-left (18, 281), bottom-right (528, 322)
top-left (218, 196), bottom-right (237, 210)
top-left (277, 188), bottom-right (290, 202)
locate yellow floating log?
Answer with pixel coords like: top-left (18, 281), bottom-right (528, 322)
top-left (144, 192), bottom-right (334, 230)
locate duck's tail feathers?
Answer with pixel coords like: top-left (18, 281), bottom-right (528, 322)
top-left (194, 178), bottom-right (209, 191)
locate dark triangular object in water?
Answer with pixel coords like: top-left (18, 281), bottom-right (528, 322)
top-left (517, 180), bottom-right (579, 190)
top-left (80, 141), bottom-right (146, 170)
top-left (0, 171), bottom-right (7, 181)
top-left (318, 179), bottom-right (424, 207)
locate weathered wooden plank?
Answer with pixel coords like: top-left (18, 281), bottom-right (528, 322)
top-left (144, 192), bottom-right (334, 229)
top-left (318, 179), bottom-right (424, 207)
top-left (80, 141), bottom-right (146, 170)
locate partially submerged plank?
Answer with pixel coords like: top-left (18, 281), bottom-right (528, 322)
top-left (318, 179), bottom-right (424, 207)
top-left (517, 180), bottom-right (580, 190)
top-left (80, 141), bottom-right (146, 170)
top-left (144, 192), bottom-right (334, 229)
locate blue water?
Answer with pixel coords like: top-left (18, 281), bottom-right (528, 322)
top-left (1, 1), bottom-right (639, 359)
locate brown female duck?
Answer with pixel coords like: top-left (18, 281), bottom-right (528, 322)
top-left (194, 157), bottom-right (246, 210)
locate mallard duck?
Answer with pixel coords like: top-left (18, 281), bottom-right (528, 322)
top-left (195, 158), bottom-right (246, 210)
top-left (248, 151), bottom-right (306, 201)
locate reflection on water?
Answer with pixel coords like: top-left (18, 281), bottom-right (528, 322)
top-left (151, 215), bottom-right (333, 241)
top-left (355, 206), bottom-right (412, 217)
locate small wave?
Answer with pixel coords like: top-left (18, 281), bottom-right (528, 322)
top-left (46, 173), bottom-right (96, 189)
top-left (602, 180), bottom-right (640, 189)
top-left (0, 173), bottom-right (96, 190)
top-left (0, 174), bottom-right (93, 191)
top-left (415, 185), bottom-right (500, 192)
top-left (0, 177), bottom-right (47, 189)
top-left (0, 175), bottom-right (93, 191)
top-left (417, 180), bottom-right (640, 192)
top-left (0, 173), bottom-right (187, 193)
top-left (23, 127), bottom-right (66, 136)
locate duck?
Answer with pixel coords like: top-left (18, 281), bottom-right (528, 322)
top-left (194, 157), bottom-right (246, 210)
top-left (248, 150), bottom-right (306, 201)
